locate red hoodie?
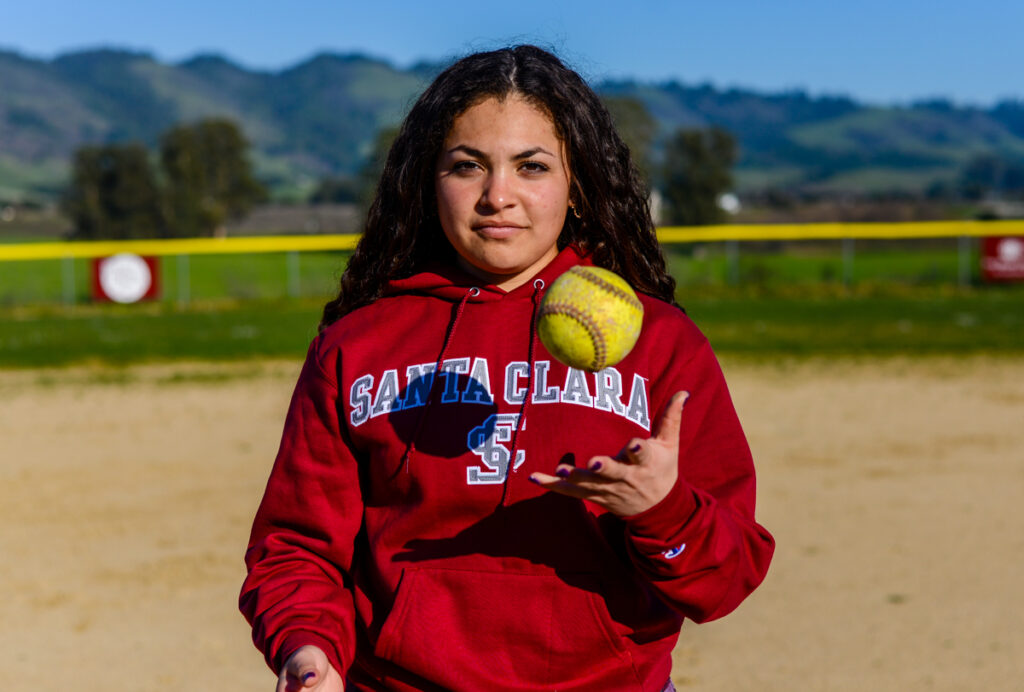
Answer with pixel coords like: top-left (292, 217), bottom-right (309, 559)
top-left (240, 246), bottom-right (774, 691)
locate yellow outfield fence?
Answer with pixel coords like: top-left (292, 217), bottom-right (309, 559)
top-left (0, 233), bottom-right (361, 262)
top-left (655, 219), bottom-right (1024, 243)
top-left (1, 219), bottom-right (1022, 262)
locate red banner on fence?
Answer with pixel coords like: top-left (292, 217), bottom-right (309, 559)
top-left (981, 236), bottom-right (1024, 282)
top-left (91, 254), bottom-right (161, 303)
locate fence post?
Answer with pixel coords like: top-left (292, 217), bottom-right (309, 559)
top-left (957, 235), bottom-right (971, 287)
top-left (842, 237), bottom-right (855, 287)
top-left (62, 256), bottom-right (75, 305)
top-left (726, 240), bottom-right (739, 285)
top-left (287, 251), bottom-right (300, 297)
top-left (177, 254), bottom-right (190, 306)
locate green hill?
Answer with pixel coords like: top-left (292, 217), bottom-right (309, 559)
top-left (1, 47), bottom-right (1022, 203)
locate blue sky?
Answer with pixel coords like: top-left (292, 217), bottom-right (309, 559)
top-left (3, 1), bottom-right (1021, 105)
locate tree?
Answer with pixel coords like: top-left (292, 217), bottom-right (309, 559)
top-left (357, 125), bottom-right (400, 211)
top-left (958, 154), bottom-right (1024, 200)
top-left (309, 176), bottom-right (361, 204)
top-left (660, 127), bottom-right (738, 225)
top-left (62, 143), bottom-right (163, 239)
top-left (160, 118), bottom-right (266, 236)
top-left (62, 118), bottom-right (266, 239)
top-left (602, 96), bottom-right (658, 184)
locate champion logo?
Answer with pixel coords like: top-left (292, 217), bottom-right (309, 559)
top-left (663, 543), bottom-right (686, 559)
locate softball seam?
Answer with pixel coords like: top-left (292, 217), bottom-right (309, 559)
top-left (538, 301), bottom-right (606, 371)
top-left (569, 266), bottom-right (644, 312)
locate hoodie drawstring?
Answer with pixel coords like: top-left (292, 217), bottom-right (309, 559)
top-left (401, 287), bottom-right (478, 473)
top-left (500, 278), bottom-right (545, 506)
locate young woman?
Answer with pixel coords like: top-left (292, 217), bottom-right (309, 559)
top-left (241, 45), bottom-right (774, 692)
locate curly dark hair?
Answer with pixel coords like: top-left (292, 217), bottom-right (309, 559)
top-left (320, 44), bottom-right (676, 329)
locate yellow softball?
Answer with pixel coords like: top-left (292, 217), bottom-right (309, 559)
top-left (537, 266), bottom-right (644, 372)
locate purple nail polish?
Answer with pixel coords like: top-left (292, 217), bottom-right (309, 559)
top-left (630, 443), bottom-right (642, 453)
top-left (590, 461), bottom-right (603, 471)
top-left (528, 475), bottom-right (540, 484)
top-left (556, 467), bottom-right (571, 478)
top-left (303, 672), bottom-right (317, 682)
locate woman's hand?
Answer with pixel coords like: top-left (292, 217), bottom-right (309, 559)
top-left (277, 645), bottom-right (344, 692)
top-left (530, 391), bottom-right (689, 517)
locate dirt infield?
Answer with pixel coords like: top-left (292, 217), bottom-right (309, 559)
top-left (1, 357), bottom-right (1021, 691)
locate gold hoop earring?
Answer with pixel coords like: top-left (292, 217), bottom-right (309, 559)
top-left (569, 203), bottom-right (581, 219)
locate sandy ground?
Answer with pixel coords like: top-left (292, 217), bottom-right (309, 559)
top-left (1, 357), bottom-right (1021, 691)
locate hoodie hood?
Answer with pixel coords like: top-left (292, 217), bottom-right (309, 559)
top-left (383, 244), bottom-right (593, 303)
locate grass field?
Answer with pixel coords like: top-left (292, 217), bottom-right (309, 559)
top-left (2, 287), bottom-right (1022, 368)
top-left (2, 241), bottom-right (1022, 368)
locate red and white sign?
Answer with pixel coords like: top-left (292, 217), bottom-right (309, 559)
top-left (981, 236), bottom-right (1024, 282)
top-left (91, 254), bottom-right (161, 303)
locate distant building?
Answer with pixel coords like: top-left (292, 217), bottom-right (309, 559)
top-left (648, 190), bottom-right (664, 226)
top-left (225, 204), bottom-right (361, 235)
top-left (978, 198), bottom-right (1024, 219)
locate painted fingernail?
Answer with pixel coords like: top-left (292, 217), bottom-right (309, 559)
top-left (556, 467), bottom-right (571, 478)
top-left (590, 461), bottom-right (603, 471)
top-left (303, 672), bottom-right (317, 682)
top-left (528, 474), bottom-right (540, 484)
top-left (630, 443), bottom-right (642, 453)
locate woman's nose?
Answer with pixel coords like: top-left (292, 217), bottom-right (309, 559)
top-left (479, 170), bottom-right (515, 210)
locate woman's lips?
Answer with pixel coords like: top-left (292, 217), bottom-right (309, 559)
top-left (472, 223), bottom-right (525, 238)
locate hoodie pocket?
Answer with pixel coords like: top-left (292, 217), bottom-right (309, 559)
top-left (373, 567), bottom-right (642, 690)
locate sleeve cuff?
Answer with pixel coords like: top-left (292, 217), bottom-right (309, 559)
top-left (275, 632), bottom-right (346, 679)
top-left (623, 477), bottom-right (699, 542)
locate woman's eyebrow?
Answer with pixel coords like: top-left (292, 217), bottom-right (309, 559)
top-left (445, 144), bottom-right (487, 158)
top-left (514, 147), bottom-right (555, 160)
top-left (444, 145), bottom-right (556, 159)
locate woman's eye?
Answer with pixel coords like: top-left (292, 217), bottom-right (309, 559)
top-left (520, 161), bottom-right (549, 174)
top-left (452, 160), bottom-right (481, 174)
